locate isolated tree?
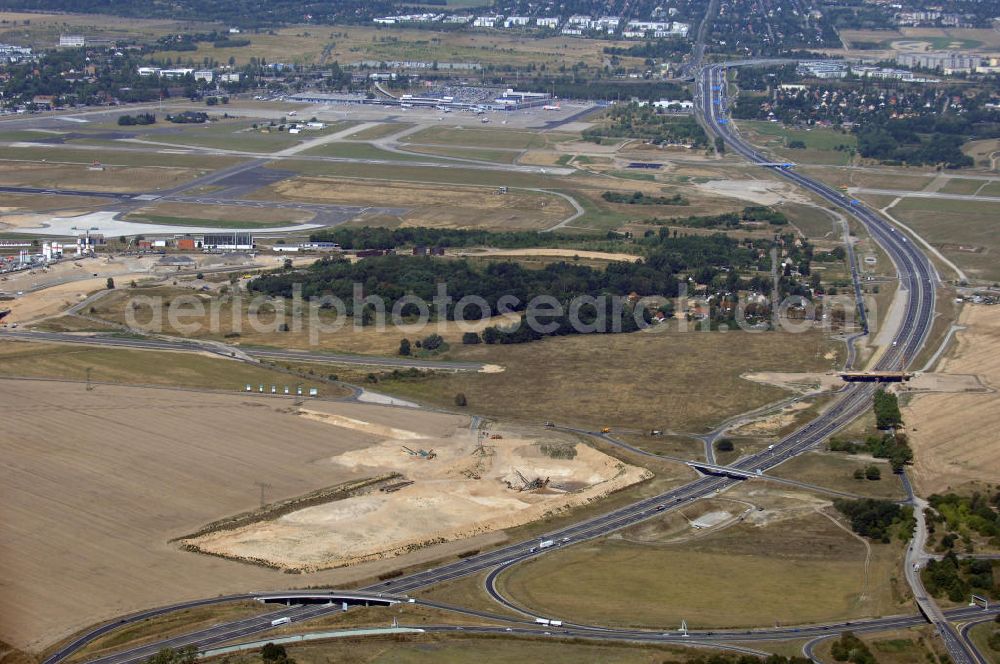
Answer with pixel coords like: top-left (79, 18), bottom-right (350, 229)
top-left (715, 439), bottom-right (734, 452)
top-left (422, 333), bottom-right (444, 351)
top-left (462, 331), bottom-right (481, 345)
top-left (865, 465), bottom-right (881, 481)
top-left (454, 392), bottom-right (468, 407)
top-left (853, 468), bottom-right (865, 480)
top-left (106, 277), bottom-right (115, 290)
top-left (260, 643), bottom-right (294, 664)
top-left (482, 326), bottom-right (499, 344)
top-left (196, 272), bottom-right (204, 280)
top-left (398, 338), bottom-right (411, 356)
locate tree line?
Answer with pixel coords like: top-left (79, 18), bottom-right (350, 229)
top-left (584, 102), bottom-right (708, 146)
top-left (872, 389), bottom-right (902, 429)
top-left (834, 498), bottom-right (913, 543)
top-left (601, 191), bottom-right (688, 206)
top-left (308, 226), bottom-right (588, 250)
top-left (250, 233), bottom-right (759, 315)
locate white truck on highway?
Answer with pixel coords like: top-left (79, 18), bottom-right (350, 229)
top-left (270, 616), bottom-right (291, 626)
top-left (538, 539), bottom-right (555, 549)
top-left (534, 618), bottom-right (563, 626)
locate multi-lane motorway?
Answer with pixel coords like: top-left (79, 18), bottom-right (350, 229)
top-left (36, 64), bottom-right (973, 664)
top-left (697, 62), bottom-right (984, 664)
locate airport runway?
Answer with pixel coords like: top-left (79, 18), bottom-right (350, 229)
top-left (19, 61), bottom-right (955, 664)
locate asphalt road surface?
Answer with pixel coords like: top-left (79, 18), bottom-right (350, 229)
top-left (28, 62), bottom-right (956, 664)
top-left (0, 329), bottom-right (486, 371)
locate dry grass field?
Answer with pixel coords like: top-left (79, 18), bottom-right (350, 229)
top-left (0, 11), bottom-right (196, 48)
top-left (0, 192), bottom-right (111, 218)
top-left (258, 176), bottom-right (574, 230)
top-left (398, 144), bottom-right (522, 164)
top-left (264, 635), bottom-right (713, 664)
top-left (64, 601), bottom-right (271, 663)
top-left (345, 123), bottom-right (415, 141)
top-left (0, 161), bottom-right (204, 193)
top-left (146, 25), bottom-right (632, 70)
top-left (769, 452), bottom-right (908, 500)
top-left (967, 622), bottom-right (1000, 664)
top-left (903, 305), bottom-right (1000, 494)
top-left (126, 201), bottom-right (314, 226)
top-left (875, 197), bottom-right (1000, 282)
top-left (0, 340), bottom-right (345, 394)
top-left (0, 380), bottom-right (504, 651)
top-left (90, 286), bottom-right (526, 356)
top-left (963, 138), bottom-right (1000, 170)
top-left (401, 126), bottom-right (573, 151)
top-left (497, 485), bottom-right (907, 628)
top-left (373, 326), bottom-right (839, 433)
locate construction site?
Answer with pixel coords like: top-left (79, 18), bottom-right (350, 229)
top-left (183, 410), bottom-right (650, 572)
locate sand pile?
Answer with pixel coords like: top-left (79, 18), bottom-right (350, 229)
top-left (184, 413), bottom-right (650, 571)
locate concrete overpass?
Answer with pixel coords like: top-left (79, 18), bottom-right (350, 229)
top-left (254, 591), bottom-right (407, 606)
top-left (686, 461), bottom-right (760, 479)
top-left (839, 371), bottom-right (914, 383)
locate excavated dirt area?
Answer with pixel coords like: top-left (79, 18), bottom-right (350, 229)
top-left (903, 305), bottom-right (1000, 494)
top-left (185, 412), bottom-right (650, 571)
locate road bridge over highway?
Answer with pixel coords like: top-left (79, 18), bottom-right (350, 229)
top-left (254, 591), bottom-right (405, 607)
top-left (839, 370), bottom-right (914, 383)
top-left (686, 461), bottom-right (759, 479)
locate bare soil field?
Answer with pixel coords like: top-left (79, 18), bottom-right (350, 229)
top-left (1, 256), bottom-right (173, 323)
top-left (185, 417), bottom-right (649, 571)
top-left (0, 381), bottom-right (517, 651)
top-left (693, 178), bottom-right (810, 206)
top-left (742, 371), bottom-right (844, 395)
top-left (0, 162), bottom-right (203, 193)
top-left (0, 340), bottom-right (349, 394)
top-left (260, 177), bottom-right (573, 230)
top-left (0, 380), bottom-right (362, 649)
top-left (903, 305), bottom-right (1000, 494)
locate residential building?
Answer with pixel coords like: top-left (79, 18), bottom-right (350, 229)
top-left (473, 15), bottom-right (502, 27)
top-left (896, 52), bottom-right (981, 73)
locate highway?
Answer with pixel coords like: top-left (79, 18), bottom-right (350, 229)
top-left (696, 62), bottom-right (983, 664)
top-left (34, 62), bottom-right (959, 664)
